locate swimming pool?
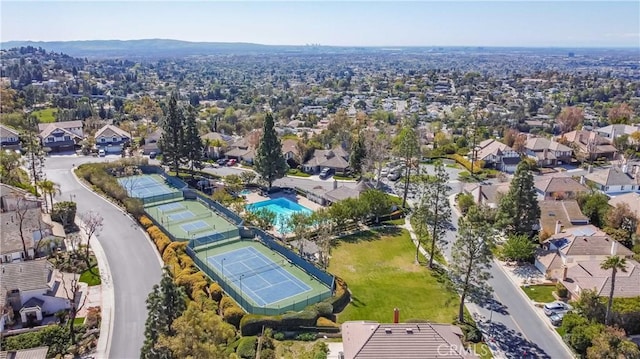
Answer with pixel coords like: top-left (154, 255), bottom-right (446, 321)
top-left (246, 198), bottom-right (312, 233)
top-left (239, 189), bottom-right (252, 196)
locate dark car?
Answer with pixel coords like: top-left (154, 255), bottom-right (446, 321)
top-left (217, 158), bottom-right (228, 165)
top-left (319, 167), bottom-right (334, 179)
top-left (149, 151), bottom-right (157, 159)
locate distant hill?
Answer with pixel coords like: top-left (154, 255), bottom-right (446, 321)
top-left (0, 39), bottom-right (327, 58)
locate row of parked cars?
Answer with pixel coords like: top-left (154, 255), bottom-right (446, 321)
top-left (543, 301), bottom-right (572, 326)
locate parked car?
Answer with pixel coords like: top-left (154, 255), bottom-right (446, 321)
top-left (227, 158), bottom-right (237, 166)
top-left (319, 167), bottom-right (334, 179)
top-left (217, 158), bottom-right (228, 165)
top-left (549, 311), bottom-right (566, 326)
top-left (149, 151), bottom-right (157, 159)
top-left (98, 149), bottom-right (106, 157)
top-left (380, 167), bottom-right (390, 177)
top-left (543, 301), bottom-right (572, 316)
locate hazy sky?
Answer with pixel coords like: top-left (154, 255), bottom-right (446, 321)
top-left (2, 1), bottom-right (639, 47)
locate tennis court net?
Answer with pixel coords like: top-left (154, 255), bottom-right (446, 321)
top-left (169, 211), bottom-right (212, 226)
top-left (142, 191), bottom-right (183, 205)
top-left (226, 260), bottom-right (286, 282)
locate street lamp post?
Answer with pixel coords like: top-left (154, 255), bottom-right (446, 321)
top-left (239, 274), bottom-right (245, 309)
top-left (221, 258), bottom-right (226, 277)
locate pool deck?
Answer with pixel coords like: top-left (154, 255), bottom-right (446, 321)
top-left (244, 191), bottom-right (324, 212)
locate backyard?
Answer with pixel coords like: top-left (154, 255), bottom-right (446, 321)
top-left (328, 227), bottom-right (459, 324)
top-left (31, 108), bottom-right (57, 123)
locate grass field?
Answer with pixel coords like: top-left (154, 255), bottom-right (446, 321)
top-left (329, 227), bottom-right (458, 324)
top-left (521, 284), bottom-right (555, 303)
top-left (79, 268), bottom-right (101, 286)
top-left (31, 108), bottom-right (57, 123)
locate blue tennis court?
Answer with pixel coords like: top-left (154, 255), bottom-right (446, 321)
top-left (181, 220), bottom-right (209, 232)
top-left (118, 175), bottom-right (175, 198)
top-left (167, 211), bottom-right (195, 221)
top-left (207, 247), bottom-right (312, 306)
top-left (157, 202), bottom-right (184, 213)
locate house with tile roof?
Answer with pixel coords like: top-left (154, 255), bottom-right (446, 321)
top-left (0, 124), bottom-right (21, 150)
top-left (608, 192), bottom-right (640, 220)
top-left (535, 225), bottom-right (639, 299)
top-left (0, 259), bottom-right (70, 332)
top-left (224, 133), bottom-right (258, 164)
top-left (524, 137), bottom-right (573, 167)
top-left (538, 200), bottom-right (589, 236)
top-left (560, 130), bottom-right (618, 161)
top-left (37, 120), bottom-right (84, 153)
top-left (584, 165), bottom-right (640, 194)
top-left (94, 124), bottom-right (131, 154)
top-left (0, 346), bottom-right (49, 359)
top-left (469, 139), bottom-right (521, 173)
top-left (341, 321), bottom-right (479, 359)
top-left (201, 132), bottom-right (232, 159)
top-left (595, 124), bottom-right (640, 140)
top-left (303, 146), bottom-right (350, 174)
top-left (534, 176), bottom-right (590, 200)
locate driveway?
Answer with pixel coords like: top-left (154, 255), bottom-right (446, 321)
top-left (44, 154), bottom-right (162, 359)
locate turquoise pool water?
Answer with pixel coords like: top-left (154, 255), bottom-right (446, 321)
top-left (246, 197), bottom-right (312, 233)
top-left (239, 189), bottom-right (252, 195)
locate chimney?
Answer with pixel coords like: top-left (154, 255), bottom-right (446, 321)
top-left (555, 220), bottom-right (562, 235)
top-left (611, 241), bottom-right (618, 256)
top-left (562, 265), bottom-right (568, 281)
top-left (622, 164), bottom-right (628, 174)
top-left (393, 308), bottom-right (400, 324)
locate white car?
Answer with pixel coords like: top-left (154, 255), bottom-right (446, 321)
top-left (543, 301), bottom-right (572, 316)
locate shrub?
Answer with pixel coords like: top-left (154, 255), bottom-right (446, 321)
top-left (556, 282), bottom-right (569, 298)
top-left (312, 302), bottom-right (333, 318)
top-left (209, 283), bottom-right (223, 302)
top-left (456, 193), bottom-right (475, 215)
top-left (273, 332), bottom-right (285, 341)
top-left (295, 332), bottom-right (317, 341)
top-left (220, 296), bottom-right (237, 311)
top-left (139, 215), bottom-right (154, 228)
top-left (51, 201), bottom-right (77, 227)
top-left (224, 306), bottom-right (246, 328)
top-left (85, 307), bottom-right (101, 329)
top-left (460, 323), bottom-right (482, 343)
top-left (235, 336), bottom-right (257, 359)
top-left (316, 317), bottom-right (339, 328)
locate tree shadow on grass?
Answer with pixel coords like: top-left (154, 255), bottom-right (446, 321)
top-left (335, 226), bottom-right (403, 245)
top-left (350, 296), bottom-right (366, 308)
top-left (480, 321), bottom-right (551, 359)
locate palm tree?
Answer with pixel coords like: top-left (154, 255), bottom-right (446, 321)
top-left (38, 179), bottom-right (61, 213)
top-left (600, 255), bottom-right (627, 325)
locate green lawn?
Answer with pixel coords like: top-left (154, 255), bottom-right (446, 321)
top-left (521, 284), bottom-right (555, 303)
top-left (287, 169), bottom-right (311, 177)
top-left (73, 317), bottom-right (85, 326)
top-left (329, 227), bottom-right (458, 324)
top-left (79, 268), bottom-right (101, 286)
top-left (31, 108), bottom-right (58, 123)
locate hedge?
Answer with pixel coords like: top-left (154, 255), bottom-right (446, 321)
top-left (224, 305), bottom-right (246, 329)
top-left (146, 226), bottom-right (171, 255)
top-left (209, 283), bottom-right (223, 302)
top-left (240, 308), bottom-right (319, 336)
top-left (316, 317), bottom-right (339, 328)
top-left (139, 215), bottom-right (154, 228)
top-left (449, 154), bottom-right (484, 173)
top-left (324, 277), bottom-right (350, 313)
top-left (235, 336), bottom-right (257, 359)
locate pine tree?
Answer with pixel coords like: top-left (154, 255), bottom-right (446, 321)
top-left (497, 161), bottom-right (540, 237)
top-left (392, 123), bottom-right (419, 208)
top-left (159, 94), bottom-right (186, 175)
top-left (254, 113), bottom-right (288, 189)
top-left (349, 131), bottom-right (366, 176)
top-left (416, 161), bottom-right (451, 268)
top-left (451, 206), bottom-right (494, 323)
top-left (141, 267), bottom-right (186, 359)
top-left (183, 106), bottom-right (204, 174)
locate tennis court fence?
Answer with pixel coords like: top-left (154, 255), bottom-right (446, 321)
top-left (197, 195), bottom-right (243, 225)
top-left (142, 191), bottom-right (183, 205)
top-left (187, 245), bottom-right (331, 315)
top-left (157, 204), bottom-right (186, 215)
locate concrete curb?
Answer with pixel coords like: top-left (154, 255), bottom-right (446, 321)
top-left (492, 259), bottom-right (577, 358)
top-left (70, 167), bottom-right (163, 359)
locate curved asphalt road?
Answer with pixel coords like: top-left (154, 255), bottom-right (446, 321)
top-left (44, 154), bottom-right (162, 359)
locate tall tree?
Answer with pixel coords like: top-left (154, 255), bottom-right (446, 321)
top-left (22, 116), bottom-right (46, 195)
top-left (418, 161), bottom-right (451, 268)
top-left (159, 94), bottom-right (186, 175)
top-left (600, 255), bottom-right (627, 326)
top-left (362, 129), bottom-right (388, 189)
top-left (79, 211), bottom-right (103, 269)
top-left (556, 106), bottom-right (584, 134)
top-left (451, 206), bottom-right (493, 322)
top-left (497, 161), bottom-right (540, 237)
top-left (37, 179), bottom-right (61, 213)
top-left (141, 267), bottom-right (187, 359)
top-left (182, 106), bottom-right (204, 174)
top-left (349, 131), bottom-right (366, 177)
top-left (586, 326), bottom-right (640, 359)
top-left (607, 103), bottom-right (633, 125)
top-left (158, 298), bottom-right (236, 359)
top-left (0, 150), bottom-right (23, 186)
top-left (392, 124), bottom-right (419, 208)
top-left (254, 113), bottom-right (288, 189)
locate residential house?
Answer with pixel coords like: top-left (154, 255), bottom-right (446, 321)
top-left (595, 124), bottom-right (640, 140)
top-left (37, 121), bottom-right (84, 153)
top-left (560, 130), bottom-right (618, 161)
top-left (469, 139), bottom-right (521, 173)
top-left (584, 165), bottom-right (640, 194)
top-left (201, 132), bottom-right (232, 159)
top-left (524, 137), bottom-right (573, 167)
top-left (0, 184), bottom-right (41, 213)
top-left (323, 180), bottom-right (372, 205)
top-left (0, 207), bottom-right (62, 263)
top-left (538, 200), bottom-right (589, 236)
top-left (535, 226), bottom-right (639, 299)
top-left (341, 321), bottom-right (478, 359)
top-left (224, 135), bottom-right (257, 164)
top-left (94, 124), bottom-right (131, 154)
top-left (0, 124), bottom-right (21, 150)
top-left (281, 138), bottom-right (301, 166)
top-left (0, 346), bottom-right (49, 359)
top-left (608, 192), bottom-right (640, 220)
top-left (303, 146), bottom-right (350, 174)
top-left (534, 176), bottom-right (590, 200)
top-left (462, 182), bottom-right (510, 209)
top-left (142, 128), bottom-right (162, 155)
top-left (0, 259), bottom-right (71, 332)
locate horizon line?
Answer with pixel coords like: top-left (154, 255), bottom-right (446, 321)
top-left (2, 38), bottom-right (639, 50)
